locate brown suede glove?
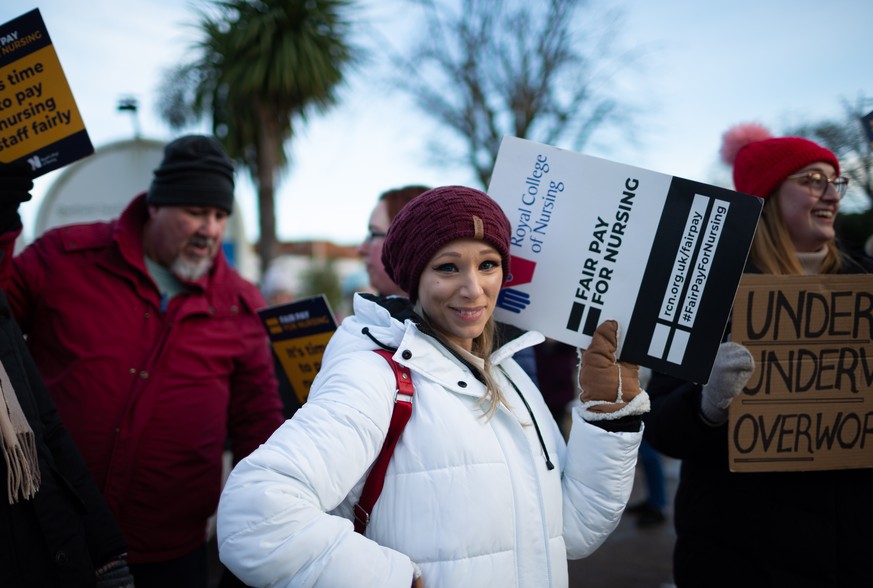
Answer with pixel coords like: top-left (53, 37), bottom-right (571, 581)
top-left (577, 320), bottom-right (650, 421)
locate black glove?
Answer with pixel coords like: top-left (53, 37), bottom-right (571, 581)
top-left (95, 555), bottom-right (135, 588)
top-left (0, 160), bottom-right (34, 234)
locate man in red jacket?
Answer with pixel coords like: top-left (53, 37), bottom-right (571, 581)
top-left (0, 136), bottom-right (284, 587)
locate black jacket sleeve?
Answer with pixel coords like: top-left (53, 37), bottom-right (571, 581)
top-left (642, 370), bottom-right (730, 466)
top-left (0, 288), bottom-right (126, 583)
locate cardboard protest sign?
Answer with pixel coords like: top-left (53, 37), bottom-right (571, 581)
top-left (258, 295), bottom-right (338, 405)
top-left (728, 274), bottom-right (873, 473)
top-left (0, 9), bottom-right (93, 176)
top-left (487, 136), bottom-right (763, 383)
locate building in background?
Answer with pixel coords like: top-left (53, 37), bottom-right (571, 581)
top-left (266, 242), bottom-right (369, 318)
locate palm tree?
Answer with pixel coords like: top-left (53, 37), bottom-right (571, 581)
top-left (158, 0), bottom-right (357, 269)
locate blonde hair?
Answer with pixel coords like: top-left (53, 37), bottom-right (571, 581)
top-left (417, 309), bottom-right (507, 419)
top-left (471, 317), bottom-right (506, 419)
top-left (748, 192), bottom-right (844, 275)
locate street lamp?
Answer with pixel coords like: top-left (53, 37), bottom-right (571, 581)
top-left (117, 96), bottom-right (142, 139)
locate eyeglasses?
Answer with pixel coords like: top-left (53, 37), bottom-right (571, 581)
top-left (786, 170), bottom-right (849, 200)
top-left (365, 229), bottom-right (387, 242)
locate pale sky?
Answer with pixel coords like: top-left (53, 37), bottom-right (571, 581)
top-left (3, 0), bottom-right (871, 246)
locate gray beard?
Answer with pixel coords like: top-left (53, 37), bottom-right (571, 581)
top-left (171, 256), bottom-right (212, 281)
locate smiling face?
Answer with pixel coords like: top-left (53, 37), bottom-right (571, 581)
top-left (145, 205), bottom-right (228, 281)
top-left (416, 238), bottom-right (504, 351)
top-left (775, 161), bottom-right (841, 252)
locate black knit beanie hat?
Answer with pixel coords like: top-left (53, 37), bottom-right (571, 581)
top-left (381, 185), bottom-right (511, 302)
top-left (147, 135), bottom-right (235, 214)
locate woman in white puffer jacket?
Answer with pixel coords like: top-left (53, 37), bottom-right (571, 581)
top-left (217, 186), bottom-right (647, 587)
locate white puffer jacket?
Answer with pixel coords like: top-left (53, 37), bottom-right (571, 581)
top-left (217, 294), bottom-right (641, 587)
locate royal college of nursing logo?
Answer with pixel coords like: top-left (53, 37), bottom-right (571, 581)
top-left (496, 255), bottom-right (537, 314)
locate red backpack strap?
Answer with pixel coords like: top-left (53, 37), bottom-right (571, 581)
top-left (353, 349), bottom-right (414, 534)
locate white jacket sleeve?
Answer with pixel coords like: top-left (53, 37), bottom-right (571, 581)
top-left (216, 352), bottom-right (416, 587)
top-left (561, 408), bottom-right (642, 558)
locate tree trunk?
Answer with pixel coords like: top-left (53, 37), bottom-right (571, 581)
top-left (254, 104), bottom-right (282, 274)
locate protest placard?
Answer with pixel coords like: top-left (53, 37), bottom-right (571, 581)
top-left (728, 274), bottom-right (873, 473)
top-left (258, 295), bottom-right (338, 405)
top-left (0, 8), bottom-right (93, 176)
top-left (487, 136), bottom-right (763, 383)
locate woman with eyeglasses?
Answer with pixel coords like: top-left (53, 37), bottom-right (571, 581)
top-left (642, 124), bottom-right (872, 587)
top-left (356, 185), bottom-right (431, 297)
top-left (731, 124), bottom-right (861, 275)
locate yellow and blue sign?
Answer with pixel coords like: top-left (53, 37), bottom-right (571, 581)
top-left (0, 9), bottom-right (92, 175)
top-left (258, 294), bottom-right (338, 405)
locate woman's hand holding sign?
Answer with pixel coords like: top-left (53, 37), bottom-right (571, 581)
top-left (577, 320), bottom-right (650, 421)
top-left (699, 342), bottom-right (755, 425)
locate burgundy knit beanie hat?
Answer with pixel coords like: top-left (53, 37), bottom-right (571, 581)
top-left (381, 185), bottom-right (511, 302)
top-left (720, 123), bottom-right (840, 199)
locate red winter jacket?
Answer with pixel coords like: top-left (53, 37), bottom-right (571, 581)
top-left (0, 194), bottom-right (284, 563)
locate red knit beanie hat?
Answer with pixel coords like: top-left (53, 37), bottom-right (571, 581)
top-left (720, 123), bottom-right (840, 199)
top-left (381, 185), bottom-right (511, 302)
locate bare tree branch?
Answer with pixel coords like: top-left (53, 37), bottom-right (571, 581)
top-left (387, 0), bottom-right (643, 188)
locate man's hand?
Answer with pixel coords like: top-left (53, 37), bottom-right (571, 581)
top-left (95, 555), bottom-right (135, 588)
top-left (0, 161), bottom-right (34, 234)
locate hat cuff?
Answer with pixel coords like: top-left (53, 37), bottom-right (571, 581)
top-left (147, 184), bottom-right (234, 214)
